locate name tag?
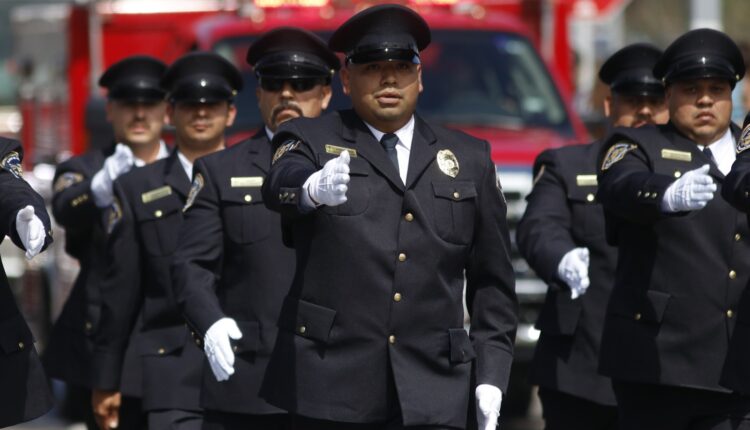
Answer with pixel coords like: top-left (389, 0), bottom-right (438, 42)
top-left (325, 144), bottom-right (357, 158)
top-left (576, 174), bottom-right (598, 187)
top-left (661, 149), bottom-right (692, 162)
top-left (231, 177), bottom-right (264, 187)
top-left (141, 185), bottom-right (172, 204)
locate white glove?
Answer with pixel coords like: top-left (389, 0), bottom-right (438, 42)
top-left (557, 247), bottom-right (590, 299)
top-left (305, 151), bottom-right (350, 207)
top-left (91, 144), bottom-right (135, 207)
top-left (661, 164), bottom-right (716, 212)
top-left (204, 318), bottom-right (243, 382)
top-left (15, 205), bottom-right (45, 260)
top-left (476, 384), bottom-right (502, 430)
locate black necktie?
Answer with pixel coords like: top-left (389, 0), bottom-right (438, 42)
top-left (380, 133), bottom-right (400, 173)
top-left (703, 146), bottom-right (717, 166)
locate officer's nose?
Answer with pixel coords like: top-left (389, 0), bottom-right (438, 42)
top-left (281, 82), bottom-right (295, 99)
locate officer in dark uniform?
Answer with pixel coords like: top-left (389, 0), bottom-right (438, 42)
top-left (596, 29), bottom-right (750, 429)
top-left (44, 55), bottom-right (168, 430)
top-left (170, 28), bottom-right (338, 430)
top-left (90, 52), bottom-right (242, 430)
top-left (516, 43), bottom-right (666, 430)
top-left (261, 5), bottom-right (517, 430)
top-left (0, 138), bottom-right (54, 428)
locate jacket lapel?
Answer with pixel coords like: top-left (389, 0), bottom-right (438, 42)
top-left (247, 129), bottom-right (271, 174)
top-left (405, 115), bottom-right (437, 189)
top-left (340, 111), bottom-right (404, 192)
top-left (163, 149), bottom-right (191, 198)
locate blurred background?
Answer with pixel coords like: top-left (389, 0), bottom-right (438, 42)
top-left (2, 0), bottom-right (748, 429)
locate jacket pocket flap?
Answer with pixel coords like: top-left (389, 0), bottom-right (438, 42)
top-left (448, 328), bottom-right (476, 363)
top-left (136, 326), bottom-right (189, 356)
top-left (220, 187), bottom-right (264, 204)
top-left (232, 320), bottom-right (261, 353)
top-left (280, 297), bottom-right (336, 343)
top-left (0, 315), bottom-right (34, 354)
top-left (317, 153), bottom-right (369, 176)
top-left (433, 182), bottom-right (477, 201)
top-left (134, 194), bottom-right (184, 221)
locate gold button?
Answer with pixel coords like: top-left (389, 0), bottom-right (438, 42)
top-left (282, 192), bottom-right (289, 199)
top-left (388, 335), bottom-right (396, 344)
top-left (643, 192), bottom-right (651, 198)
top-left (651, 192), bottom-right (658, 199)
top-left (279, 193), bottom-right (283, 199)
top-left (453, 191), bottom-right (460, 199)
top-left (586, 193), bottom-right (594, 202)
top-left (727, 309), bottom-right (735, 318)
top-left (637, 190), bottom-right (642, 197)
top-left (398, 253), bottom-right (406, 262)
top-left (85, 321), bottom-right (92, 331)
top-left (735, 233), bottom-right (742, 241)
top-left (244, 194), bottom-right (252, 202)
top-left (158, 348), bottom-right (165, 355)
top-left (233, 346), bottom-right (238, 352)
top-left (154, 210), bottom-right (163, 218)
top-left (290, 193), bottom-right (296, 199)
top-left (299, 326), bottom-right (306, 334)
top-left (634, 313), bottom-right (642, 321)
top-left (404, 213), bottom-right (414, 222)
top-left (393, 293), bottom-right (402, 302)
top-left (730, 270), bottom-right (737, 280)
top-left (18, 341), bottom-right (24, 350)
top-left (674, 171), bottom-right (682, 178)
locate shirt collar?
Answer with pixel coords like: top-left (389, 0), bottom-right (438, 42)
top-left (265, 126), bottom-right (274, 142)
top-left (132, 140), bottom-right (169, 167)
top-left (364, 115), bottom-right (415, 150)
top-left (699, 128), bottom-right (735, 175)
top-left (176, 149), bottom-right (193, 179)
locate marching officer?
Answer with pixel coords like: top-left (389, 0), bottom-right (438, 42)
top-left (90, 52), bottom-right (242, 430)
top-left (596, 29), bottom-right (750, 429)
top-left (44, 55), bottom-right (168, 430)
top-left (0, 138), bottom-right (54, 428)
top-left (261, 5), bottom-right (518, 429)
top-left (517, 43), bottom-right (666, 430)
top-left (170, 28), bottom-right (339, 430)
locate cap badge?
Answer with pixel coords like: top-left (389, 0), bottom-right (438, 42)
top-left (437, 149), bottom-right (459, 178)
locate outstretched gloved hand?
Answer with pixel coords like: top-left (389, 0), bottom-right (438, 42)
top-left (306, 150), bottom-right (350, 207)
top-left (15, 205), bottom-right (45, 260)
top-left (557, 247), bottom-right (590, 299)
top-left (476, 384), bottom-right (503, 430)
top-left (204, 318), bottom-right (243, 382)
top-left (91, 144), bottom-right (136, 208)
top-left (661, 164), bottom-right (716, 212)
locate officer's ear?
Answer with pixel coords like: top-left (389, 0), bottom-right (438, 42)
top-left (417, 64), bottom-right (423, 93)
top-left (104, 100), bottom-right (115, 122)
top-left (341, 66), bottom-right (351, 96)
top-left (321, 85), bottom-right (333, 110)
top-left (225, 103), bottom-right (237, 127)
top-left (165, 103), bottom-right (175, 126)
top-left (603, 93), bottom-right (612, 118)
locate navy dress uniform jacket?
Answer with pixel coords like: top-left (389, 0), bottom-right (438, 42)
top-left (171, 131), bottom-right (294, 415)
top-left (90, 150), bottom-right (202, 412)
top-left (0, 138), bottom-right (54, 427)
top-left (516, 141), bottom-right (617, 405)
top-left (44, 144), bottom-right (141, 396)
top-left (596, 123), bottom-right (750, 392)
top-left (260, 110), bottom-right (518, 428)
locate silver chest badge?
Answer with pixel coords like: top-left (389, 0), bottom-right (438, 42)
top-left (437, 149), bottom-right (459, 178)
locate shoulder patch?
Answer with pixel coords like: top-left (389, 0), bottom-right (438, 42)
top-left (54, 172), bottom-right (84, 192)
top-left (106, 198), bottom-right (122, 234)
top-left (1, 151), bottom-right (23, 179)
top-left (738, 124), bottom-right (750, 154)
top-left (532, 164), bottom-right (546, 186)
top-left (601, 143), bottom-right (637, 171)
top-left (183, 173), bottom-right (204, 213)
top-left (272, 139), bottom-right (300, 165)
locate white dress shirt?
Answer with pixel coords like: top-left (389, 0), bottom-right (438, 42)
top-left (699, 128), bottom-right (735, 176)
top-left (176, 150), bottom-right (193, 180)
top-left (363, 115), bottom-right (415, 184)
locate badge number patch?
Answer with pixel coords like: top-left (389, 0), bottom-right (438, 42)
top-left (601, 143), bottom-right (636, 171)
top-left (738, 124), bottom-right (750, 154)
top-left (1, 151), bottom-right (23, 179)
top-left (183, 173), bottom-right (204, 212)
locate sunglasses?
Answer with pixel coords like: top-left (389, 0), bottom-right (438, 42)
top-left (259, 77), bottom-right (325, 93)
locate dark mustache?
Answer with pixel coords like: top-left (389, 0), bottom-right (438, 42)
top-left (271, 102), bottom-right (303, 121)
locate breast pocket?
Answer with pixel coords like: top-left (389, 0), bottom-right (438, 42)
top-left (221, 187), bottom-right (269, 244)
top-left (134, 196), bottom-right (184, 256)
top-left (318, 155), bottom-right (370, 216)
top-left (568, 187), bottom-right (603, 240)
top-left (432, 181), bottom-right (477, 245)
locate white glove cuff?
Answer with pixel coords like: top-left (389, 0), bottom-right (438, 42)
top-left (91, 169), bottom-right (114, 208)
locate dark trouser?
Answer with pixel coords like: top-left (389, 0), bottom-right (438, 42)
top-left (538, 387), bottom-right (618, 430)
top-left (148, 409), bottom-right (203, 430)
top-left (613, 380), bottom-right (750, 430)
top-left (202, 411), bottom-right (291, 430)
top-left (291, 414), bottom-right (459, 430)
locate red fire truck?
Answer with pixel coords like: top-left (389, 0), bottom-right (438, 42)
top-left (12, 0), bottom-right (603, 419)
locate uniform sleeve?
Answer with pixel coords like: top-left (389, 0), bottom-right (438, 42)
top-left (722, 150), bottom-right (750, 212)
top-left (596, 140), bottom-right (677, 224)
top-left (261, 122), bottom-right (319, 217)
top-left (516, 150), bottom-right (576, 284)
top-left (51, 158), bottom-right (99, 230)
top-left (0, 143), bottom-right (53, 252)
top-left (171, 158), bottom-right (226, 337)
top-left (465, 141), bottom-right (518, 392)
top-left (91, 180), bottom-right (143, 391)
